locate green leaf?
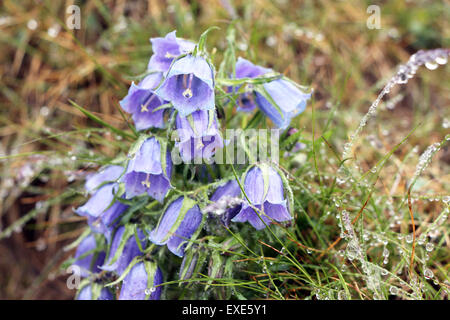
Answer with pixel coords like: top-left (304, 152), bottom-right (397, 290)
top-left (69, 100), bottom-right (136, 140)
top-left (127, 133), bottom-right (152, 158)
top-left (144, 260), bottom-right (158, 300)
top-left (195, 26), bottom-right (220, 55)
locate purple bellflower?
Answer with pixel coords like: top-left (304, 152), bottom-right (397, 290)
top-left (148, 30), bottom-right (195, 72)
top-left (232, 57), bottom-right (311, 129)
top-left (101, 226), bottom-right (147, 276)
top-left (119, 72), bottom-right (166, 131)
top-left (119, 261), bottom-right (163, 300)
top-left (77, 284), bottom-right (114, 300)
top-left (176, 109), bottom-right (224, 162)
top-left (149, 197), bottom-right (202, 257)
top-left (72, 234), bottom-right (106, 278)
top-left (76, 165), bottom-right (128, 241)
top-left (255, 78), bottom-right (311, 129)
top-left (210, 180), bottom-right (243, 227)
top-left (232, 164), bottom-right (292, 230)
top-left (155, 54), bottom-right (215, 117)
top-left (123, 137), bottom-right (172, 203)
top-left (84, 165), bottom-right (123, 193)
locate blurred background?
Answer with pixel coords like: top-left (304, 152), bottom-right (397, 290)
top-left (0, 0), bottom-right (448, 299)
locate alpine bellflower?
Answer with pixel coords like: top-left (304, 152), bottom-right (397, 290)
top-left (101, 226), bottom-right (147, 275)
top-left (119, 72), bottom-right (166, 131)
top-left (232, 164), bottom-right (292, 230)
top-left (75, 165), bottom-right (128, 240)
top-left (123, 137), bottom-right (172, 202)
top-left (155, 54), bottom-right (215, 117)
top-left (77, 284), bottom-right (114, 300)
top-left (149, 196), bottom-right (202, 257)
top-left (209, 180), bottom-right (243, 227)
top-left (119, 261), bottom-right (163, 300)
top-left (233, 57), bottom-right (311, 129)
top-left (72, 234), bottom-right (106, 277)
top-left (147, 30), bottom-right (195, 72)
top-left (176, 109), bottom-right (224, 162)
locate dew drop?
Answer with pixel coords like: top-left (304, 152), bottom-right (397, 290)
top-left (389, 286), bottom-right (398, 295)
top-left (424, 268), bottom-right (434, 280)
top-left (405, 234), bottom-right (413, 244)
top-left (425, 243), bottom-right (434, 252)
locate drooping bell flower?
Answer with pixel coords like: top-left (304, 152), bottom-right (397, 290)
top-left (101, 226), bottom-right (147, 276)
top-left (155, 54), bottom-right (215, 117)
top-left (232, 164), bottom-right (292, 230)
top-left (72, 234), bottom-right (106, 278)
top-left (148, 30), bottom-right (195, 72)
top-left (209, 180), bottom-right (243, 227)
top-left (123, 137), bottom-right (172, 203)
top-left (84, 165), bottom-right (124, 193)
top-left (119, 72), bottom-right (166, 131)
top-left (231, 57), bottom-right (311, 129)
top-left (77, 283), bottom-right (114, 300)
top-left (231, 57), bottom-right (271, 112)
top-left (175, 109), bottom-right (224, 162)
top-left (119, 261), bottom-right (163, 300)
top-left (76, 165), bottom-right (128, 240)
top-left (149, 197), bottom-right (202, 257)
top-left (255, 78), bottom-right (311, 129)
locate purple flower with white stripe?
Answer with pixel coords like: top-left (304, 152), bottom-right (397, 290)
top-left (123, 137), bottom-right (172, 202)
top-left (149, 197), bottom-right (202, 257)
top-left (176, 110), bottom-right (224, 162)
top-left (76, 165), bottom-right (128, 240)
top-left (72, 234), bottom-right (106, 277)
top-left (232, 165), bottom-right (292, 230)
top-left (148, 31), bottom-right (195, 72)
top-left (155, 55), bottom-right (215, 117)
top-left (119, 261), bottom-right (163, 300)
top-left (119, 72), bottom-right (166, 131)
top-left (101, 226), bottom-right (147, 276)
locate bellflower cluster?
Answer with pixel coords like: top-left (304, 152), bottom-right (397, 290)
top-left (70, 28), bottom-right (310, 300)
